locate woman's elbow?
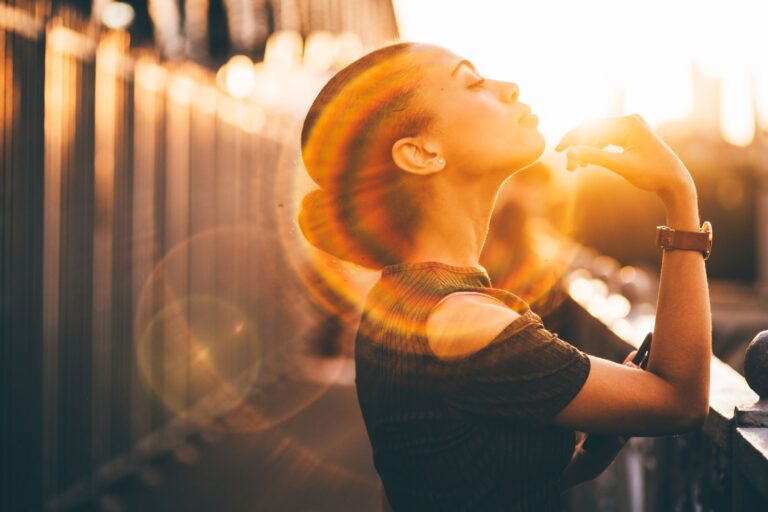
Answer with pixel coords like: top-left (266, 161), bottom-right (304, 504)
top-left (675, 400), bottom-right (710, 432)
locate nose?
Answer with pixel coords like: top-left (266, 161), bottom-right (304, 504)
top-left (503, 82), bottom-right (520, 103)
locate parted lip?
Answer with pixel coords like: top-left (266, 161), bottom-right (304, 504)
top-left (517, 107), bottom-right (533, 123)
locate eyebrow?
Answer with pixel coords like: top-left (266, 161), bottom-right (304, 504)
top-left (451, 59), bottom-right (478, 77)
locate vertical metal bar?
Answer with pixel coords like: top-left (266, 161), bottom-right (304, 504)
top-left (110, 33), bottom-right (134, 459)
top-left (187, 84), bottom-right (218, 426)
top-left (0, 22), bottom-right (10, 512)
top-left (131, 58), bottom-right (165, 448)
top-left (92, 30), bottom-right (128, 476)
top-left (164, 72), bottom-right (192, 434)
top-left (1, 2), bottom-right (47, 509)
top-left (42, 18), bottom-right (63, 505)
top-left (151, 67), bottom-right (168, 439)
top-left (44, 15), bottom-right (97, 498)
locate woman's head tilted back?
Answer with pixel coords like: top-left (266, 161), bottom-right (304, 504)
top-left (299, 43), bottom-right (546, 269)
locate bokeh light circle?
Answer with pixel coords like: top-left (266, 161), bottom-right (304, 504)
top-left (133, 225), bottom-right (349, 432)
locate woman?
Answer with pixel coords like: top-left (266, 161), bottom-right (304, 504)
top-left (299, 42), bottom-right (711, 511)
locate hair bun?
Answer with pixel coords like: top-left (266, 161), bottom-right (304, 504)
top-left (299, 189), bottom-right (382, 269)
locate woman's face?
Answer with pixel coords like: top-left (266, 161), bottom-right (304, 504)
top-left (414, 46), bottom-right (546, 178)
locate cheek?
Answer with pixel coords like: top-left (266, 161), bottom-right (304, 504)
top-left (438, 106), bottom-right (544, 165)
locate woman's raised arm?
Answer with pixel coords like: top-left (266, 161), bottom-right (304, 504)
top-left (553, 114), bottom-right (711, 436)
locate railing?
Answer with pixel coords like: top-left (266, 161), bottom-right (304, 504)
top-left (1, 2), bottom-right (399, 510)
top-left (41, 18), bottom-right (306, 510)
top-left (560, 294), bottom-right (768, 511)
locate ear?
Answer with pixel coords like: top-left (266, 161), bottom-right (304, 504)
top-left (391, 137), bottom-right (445, 176)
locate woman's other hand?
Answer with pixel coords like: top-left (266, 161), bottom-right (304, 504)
top-left (622, 349), bottom-right (640, 369)
top-left (560, 429), bottom-right (627, 489)
top-left (555, 114), bottom-right (696, 204)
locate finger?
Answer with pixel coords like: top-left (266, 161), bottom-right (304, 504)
top-left (556, 116), bottom-right (632, 152)
top-left (622, 350), bottom-right (638, 364)
top-left (566, 146), bottom-right (627, 177)
top-left (566, 154), bottom-right (578, 171)
top-left (565, 149), bottom-right (595, 171)
top-left (623, 361), bottom-right (639, 369)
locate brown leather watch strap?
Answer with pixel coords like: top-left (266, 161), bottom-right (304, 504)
top-left (656, 222), bottom-right (713, 259)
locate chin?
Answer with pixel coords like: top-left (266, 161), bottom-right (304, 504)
top-left (508, 134), bottom-right (546, 172)
top-left (530, 134), bottom-right (547, 162)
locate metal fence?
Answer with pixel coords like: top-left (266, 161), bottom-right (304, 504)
top-left (40, 15), bottom-right (294, 511)
top-left (1, 1), bottom-right (398, 510)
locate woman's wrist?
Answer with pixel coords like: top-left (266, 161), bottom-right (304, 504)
top-left (658, 181), bottom-right (700, 231)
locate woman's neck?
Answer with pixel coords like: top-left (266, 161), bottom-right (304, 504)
top-left (405, 175), bottom-right (503, 268)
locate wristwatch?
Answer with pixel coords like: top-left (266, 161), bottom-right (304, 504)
top-left (656, 221), bottom-right (713, 260)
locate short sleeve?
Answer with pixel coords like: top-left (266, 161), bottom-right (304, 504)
top-left (444, 320), bottom-right (591, 425)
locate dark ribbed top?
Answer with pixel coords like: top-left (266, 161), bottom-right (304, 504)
top-left (354, 262), bottom-right (591, 511)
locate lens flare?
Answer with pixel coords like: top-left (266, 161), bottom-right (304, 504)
top-left (136, 295), bottom-right (261, 425)
top-left (134, 226), bottom-right (348, 432)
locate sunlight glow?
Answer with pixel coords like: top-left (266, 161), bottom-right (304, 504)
top-left (720, 70), bottom-right (755, 146)
top-left (758, 68), bottom-right (768, 131)
top-left (392, 0), bottom-right (767, 146)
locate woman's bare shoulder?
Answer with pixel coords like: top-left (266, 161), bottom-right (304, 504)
top-left (425, 292), bottom-right (522, 360)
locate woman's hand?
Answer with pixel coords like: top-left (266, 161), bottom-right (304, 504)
top-left (555, 114), bottom-right (696, 204)
top-left (622, 349), bottom-right (640, 369)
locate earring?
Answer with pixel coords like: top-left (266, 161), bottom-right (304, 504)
top-left (437, 158), bottom-right (445, 167)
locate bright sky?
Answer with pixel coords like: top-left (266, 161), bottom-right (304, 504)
top-left (392, 0), bottom-right (768, 146)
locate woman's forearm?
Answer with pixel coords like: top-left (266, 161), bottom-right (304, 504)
top-left (648, 185), bottom-right (712, 417)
